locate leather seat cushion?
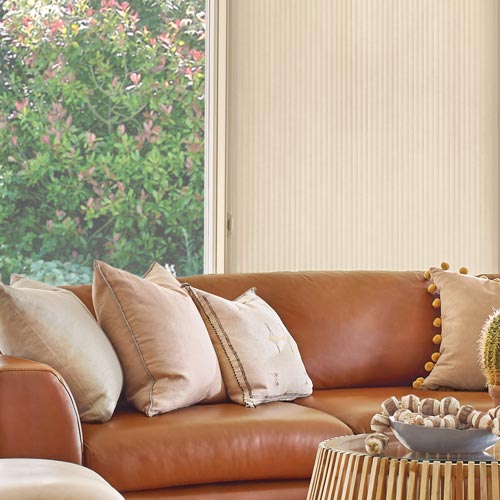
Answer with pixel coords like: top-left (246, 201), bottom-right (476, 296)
top-left (82, 402), bottom-right (351, 492)
top-left (124, 480), bottom-right (309, 500)
top-left (296, 387), bottom-right (494, 433)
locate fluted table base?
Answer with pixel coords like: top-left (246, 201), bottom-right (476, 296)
top-left (307, 438), bottom-right (500, 500)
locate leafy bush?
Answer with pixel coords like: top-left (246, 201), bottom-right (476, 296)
top-left (23, 259), bottom-right (93, 285)
top-left (0, 0), bottom-right (205, 283)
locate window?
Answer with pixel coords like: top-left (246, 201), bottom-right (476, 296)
top-left (0, 0), bottom-right (206, 283)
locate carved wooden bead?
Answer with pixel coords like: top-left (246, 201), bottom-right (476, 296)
top-left (419, 398), bottom-right (440, 416)
top-left (470, 411), bottom-right (492, 430)
top-left (370, 413), bottom-right (391, 432)
top-left (439, 397), bottom-right (460, 416)
top-left (401, 394), bottom-right (420, 412)
top-left (393, 409), bottom-right (412, 422)
top-left (365, 433), bottom-right (389, 455)
top-left (423, 415), bottom-right (442, 427)
top-left (381, 396), bottom-right (400, 416)
top-left (457, 405), bottom-right (475, 424)
top-left (442, 414), bottom-right (460, 429)
top-left (404, 413), bottom-right (424, 426)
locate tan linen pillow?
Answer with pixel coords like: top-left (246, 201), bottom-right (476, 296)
top-left (422, 267), bottom-right (500, 390)
top-left (184, 285), bottom-right (313, 407)
top-left (0, 276), bottom-right (123, 422)
top-left (92, 260), bottom-right (225, 416)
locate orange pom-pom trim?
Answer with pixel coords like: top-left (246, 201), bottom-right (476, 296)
top-left (432, 334), bottom-right (442, 345)
top-left (459, 267), bottom-right (469, 275)
top-left (433, 317), bottom-right (442, 328)
top-left (423, 270), bottom-right (431, 280)
top-left (427, 283), bottom-right (437, 294)
top-left (431, 352), bottom-right (441, 363)
top-left (424, 361), bottom-right (435, 372)
top-left (440, 262), bottom-right (450, 270)
top-left (432, 298), bottom-right (441, 308)
top-left (412, 379), bottom-right (423, 389)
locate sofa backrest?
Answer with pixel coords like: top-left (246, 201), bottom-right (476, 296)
top-left (65, 270), bottom-right (435, 390)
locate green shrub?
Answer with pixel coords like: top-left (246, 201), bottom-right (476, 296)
top-left (0, 0), bottom-right (205, 282)
top-left (23, 259), bottom-right (93, 285)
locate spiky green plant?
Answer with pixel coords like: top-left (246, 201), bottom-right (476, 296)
top-left (480, 310), bottom-right (500, 386)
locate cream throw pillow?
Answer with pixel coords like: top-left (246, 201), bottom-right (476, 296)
top-left (0, 276), bottom-right (123, 422)
top-left (423, 267), bottom-right (500, 390)
top-left (185, 285), bottom-right (313, 407)
top-left (92, 261), bottom-right (225, 416)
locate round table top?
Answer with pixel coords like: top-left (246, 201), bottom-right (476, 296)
top-left (321, 433), bottom-right (500, 464)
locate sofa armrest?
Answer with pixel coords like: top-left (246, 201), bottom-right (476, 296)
top-left (0, 355), bottom-right (83, 464)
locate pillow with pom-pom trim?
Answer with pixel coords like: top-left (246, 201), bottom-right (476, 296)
top-left (417, 266), bottom-right (500, 391)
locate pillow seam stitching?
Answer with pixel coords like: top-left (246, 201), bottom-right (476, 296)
top-left (186, 285), bottom-right (252, 405)
top-left (95, 265), bottom-right (156, 416)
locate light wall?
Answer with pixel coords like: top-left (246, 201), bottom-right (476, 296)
top-left (223, 0), bottom-right (499, 275)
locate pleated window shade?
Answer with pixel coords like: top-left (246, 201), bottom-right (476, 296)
top-left (224, 0), bottom-right (499, 274)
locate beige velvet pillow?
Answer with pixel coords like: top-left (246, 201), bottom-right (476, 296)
top-left (422, 267), bottom-right (500, 390)
top-left (92, 261), bottom-right (225, 416)
top-left (185, 285), bottom-right (313, 407)
top-left (0, 276), bottom-right (123, 422)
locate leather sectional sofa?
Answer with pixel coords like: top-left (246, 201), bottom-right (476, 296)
top-left (0, 270), bottom-right (494, 499)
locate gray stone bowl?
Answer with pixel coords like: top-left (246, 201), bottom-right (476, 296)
top-left (389, 417), bottom-right (499, 454)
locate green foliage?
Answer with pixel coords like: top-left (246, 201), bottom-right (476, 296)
top-left (480, 311), bottom-right (500, 386)
top-left (0, 0), bottom-right (205, 282)
top-left (23, 259), bottom-right (93, 285)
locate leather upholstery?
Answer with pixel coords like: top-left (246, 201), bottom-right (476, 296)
top-left (41, 271), bottom-right (494, 498)
top-left (124, 480), bottom-right (308, 499)
top-left (67, 271), bottom-right (435, 390)
top-left (0, 458), bottom-right (124, 499)
top-left (296, 387), bottom-right (495, 433)
top-left (181, 271), bottom-right (435, 389)
top-left (82, 402), bottom-right (351, 492)
top-left (0, 356), bottom-right (83, 464)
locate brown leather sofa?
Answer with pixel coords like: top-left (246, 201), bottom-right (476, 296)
top-left (0, 270), bottom-right (494, 499)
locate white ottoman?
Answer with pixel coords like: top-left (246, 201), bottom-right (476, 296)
top-left (0, 459), bottom-right (124, 500)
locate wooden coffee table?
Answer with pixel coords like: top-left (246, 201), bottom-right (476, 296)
top-left (307, 434), bottom-right (500, 500)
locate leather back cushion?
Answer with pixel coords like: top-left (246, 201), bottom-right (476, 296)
top-left (65, 271), bottom-right (435, 390)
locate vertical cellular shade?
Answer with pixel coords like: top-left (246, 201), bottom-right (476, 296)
top-left (225, 0), bottom-right (499, 273)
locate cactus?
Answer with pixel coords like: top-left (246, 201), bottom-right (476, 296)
top-left (480, 310), bottom-right (500, 386)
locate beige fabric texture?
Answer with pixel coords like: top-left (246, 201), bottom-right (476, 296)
top-left (186, 285), bottom-right (313, 407)
top-left (0, 458), bottom-right (124, 500)
top-left (92, 261), bottom-right (225, 417)
top-left (0, 276), bottom-right (123, 422)
top-left (423, 267), bottom-right (500, 391)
